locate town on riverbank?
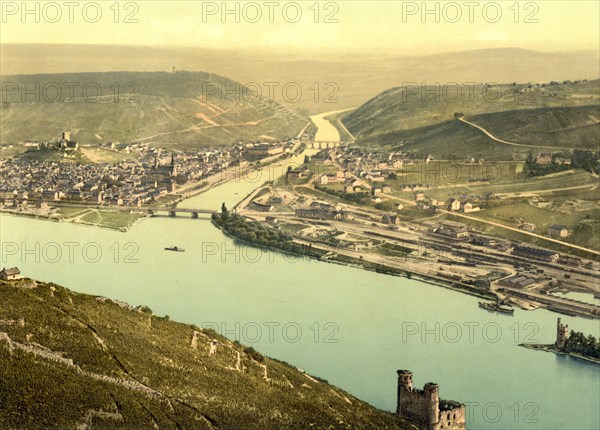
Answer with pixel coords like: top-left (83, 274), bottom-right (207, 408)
top-left (0, 129), bottom-right (311, 230)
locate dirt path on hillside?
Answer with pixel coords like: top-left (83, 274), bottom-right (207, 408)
top-left (459, 117), bottom-right (576, 150)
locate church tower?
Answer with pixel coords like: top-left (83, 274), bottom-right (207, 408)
top-left (170, 153), bottom-right (177, 177)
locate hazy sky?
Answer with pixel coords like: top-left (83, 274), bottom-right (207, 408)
top-left (1, 1), bottom-right (598, 54)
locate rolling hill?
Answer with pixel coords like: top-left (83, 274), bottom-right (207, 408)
top-left (0, 71), bottom-right (306, 150)
top-left (0, 279), bottom-right (408, 429)
top-left (343, 80), bottom-right (600, 160)
top-left (351, 106), bottom-right (600, 161)
top-left (467, 105), bottom-right (600, 149)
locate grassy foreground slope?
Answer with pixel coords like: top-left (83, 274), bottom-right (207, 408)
top-left (0, 280), bottom-right (407, 430)
top-left (0, 71), bottom-right (306, 149)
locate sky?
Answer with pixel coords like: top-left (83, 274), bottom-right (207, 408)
top-left (0, 1), bottom-right (599, 55)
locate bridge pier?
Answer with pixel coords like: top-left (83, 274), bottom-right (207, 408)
top-left (169, 211), bottom-right (176, 217)
top-left (191, 212), bottom-right (198, 219)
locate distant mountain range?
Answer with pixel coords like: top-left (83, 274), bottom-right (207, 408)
top-left (2, 45), bottom-right (599, 111)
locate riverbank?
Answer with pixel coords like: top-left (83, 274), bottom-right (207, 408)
top-left (327, 254), bottom-right (498, 302)
top-left (215, 212), bottom-right (499, 306)
top-left (310, 109), bottom-right (353, 142)
top-left (519, 343), bottom-right (600, 365)
top-left (0, 206), bottom-right (148, 232)
top-left (212, 212), bottom-right (326, 260)
top-left (323, 109), bottom-right (356, 142)
top-left (0, 148), bottom-right (304, 232)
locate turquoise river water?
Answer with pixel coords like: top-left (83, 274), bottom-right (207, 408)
top-left (1, 115), bottom-right (599, 428)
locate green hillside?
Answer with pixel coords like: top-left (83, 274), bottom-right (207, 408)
top-left (0, 71), bottom-right (306, 151)
top-left (353, 105), bottom-right (600, 161)
top-left (343, 80), bottom-right (599, 160)
top-left (344, 80), bottom-right (599, 137)
top-left (0, 279), bottom-right (407, 430)
top-left (470, 105), bottom-right (600, 149)
top-left (354, 118), bottom-right (516, 160)
top-left (344, 74), bottom-right (599, 161)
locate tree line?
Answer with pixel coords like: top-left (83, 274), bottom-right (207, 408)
top-left (563, 330), bottom-right (600, 359)
top-left (213, 204), bottom-right (323, 258)
top-left (526, 150), bottom-right (600, 177)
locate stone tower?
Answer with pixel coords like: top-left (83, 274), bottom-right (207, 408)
top-left (398, 370), bottom-right (413, 390)
top-left (424, 383), bottom-right (440, 427)
top-left (555, 318), bottom-right (569, 349)
top-left (396, 370), bottom-right (465, 430)
top-left (397, 370), bottom-right (413, 415)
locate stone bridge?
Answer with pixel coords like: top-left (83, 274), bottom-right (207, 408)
top-left (146, 207), bottom-right (214, 218)
top-left (50, 203), bottom-right (216, 219)
top-left (306, 140), bottom-right (346, 149)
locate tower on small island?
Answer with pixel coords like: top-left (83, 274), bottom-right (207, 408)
top-left (397, 370), bottom-right (465, 430)
top-left (555, 318), bottom-right (569, 349)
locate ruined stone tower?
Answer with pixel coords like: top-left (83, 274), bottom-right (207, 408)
top-left (398, 370), bottom-right (413, 392)
top-left (424, 383), bottom-right (440, 426)
top-left (555, 318), bottom-right (569, 349)
top-left (397, 370), bottom-right (465, 430)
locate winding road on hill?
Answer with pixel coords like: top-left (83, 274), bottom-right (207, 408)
top-left (458, 117), bottom-right (576, 151)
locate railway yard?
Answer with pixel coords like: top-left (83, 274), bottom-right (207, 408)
top-left (238, 184), bottom-right (600, 319)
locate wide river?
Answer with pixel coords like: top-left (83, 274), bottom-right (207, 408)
top-left (1, 112), bottom-right (598, 429)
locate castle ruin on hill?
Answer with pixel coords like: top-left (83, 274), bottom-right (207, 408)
top-left (397, 370), bottom-right (465, 430)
